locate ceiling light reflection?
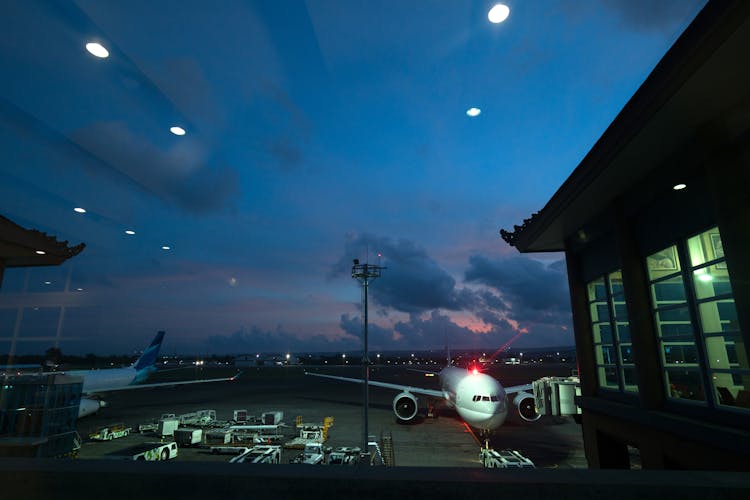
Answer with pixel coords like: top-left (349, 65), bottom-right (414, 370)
top-left (170, 126), bottom-right (186, 136)
top-left (85, 42), bottom-right (109, 58)
top-left (466, 107), bottom-right (481, 117)
top-left (73, 207), bottom-right (86, 213)
top-left (488, 4), bottom-right (510, 24)
top-left (673, 183), bottom-right (687, 190)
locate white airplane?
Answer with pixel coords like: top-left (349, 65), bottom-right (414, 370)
top-left (64, 331), bottom-right (239, 418)
top-left (305, 361), bottom-right (540, 434)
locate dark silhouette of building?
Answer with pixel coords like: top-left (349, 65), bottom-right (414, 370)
top-left (503, 0), bottom-right (750, 470)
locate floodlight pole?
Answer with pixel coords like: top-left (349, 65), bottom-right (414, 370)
top-left (351, 259), bottom-right (384, 461)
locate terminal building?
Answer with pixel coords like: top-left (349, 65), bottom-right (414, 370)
top-left (502, 0), bottom-right (750, 470)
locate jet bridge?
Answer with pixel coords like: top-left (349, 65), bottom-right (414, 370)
top-left (532, 376), bottom-right (581, 417)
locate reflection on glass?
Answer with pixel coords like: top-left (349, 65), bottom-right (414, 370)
top-left (687, 227), bottom-right (723, 267)
top-left (665, 368), bottom-right (705, 401)
top-left (616, 323), bottom-right (631, 342)
top-left (650, 276), bottom-right (687, 305)
top-left (590, 302), bottom-right (609, 323)
top-left (663, 344), bottom-right (699, 365)
top-left (592, 323), bottom-right (613, 343)
top-left (655, 306), bottom-right (693, 338)
top-left (587, 278), bottom-right (606, 301)
top-left (623, 366), bottom-right (638, 389)
top-left (698, 299), bottom-right (738, 334)
top-left (595, 345), bottom-right (615, 364)
top-left (646, 245), bottom-right (681, 281)
top-left (598, 366), bottom-right (618, 388)
top-left (608, 271), bottom-right (624, 297)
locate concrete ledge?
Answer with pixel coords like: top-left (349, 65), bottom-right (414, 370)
top-left (2, 458), bottom-right (749, 500)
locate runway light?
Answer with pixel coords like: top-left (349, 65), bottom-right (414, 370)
top-left (488, 4), bottom-right (510, 24)
top-left (673, 183), bottom-right (687, 190)
top-left (466, 107), bottom-right (481, 117)
top-left (73, 207), bottom-right (86, 213)
top-left (85, 42), bottom-right (109, 58)
top-left (170, 126), bottom-right (186, 136)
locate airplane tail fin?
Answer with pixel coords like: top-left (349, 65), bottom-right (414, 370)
top-left (133, 331), bottom-right (166, 371)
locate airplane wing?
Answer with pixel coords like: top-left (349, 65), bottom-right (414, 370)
top-left (504, 383), bottom-right (533, 395)
top-left (87, 372), bottom-right (242, 393)
top-left (305, 371), bottom-right (444, 398)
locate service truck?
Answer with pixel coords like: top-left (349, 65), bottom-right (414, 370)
top-left (108, 442), bottom-right (178, 461)
top-left (229, 445), bottom-right (281, 464)
top-left (174, 428), bottom-right (203, 447)
top-left (289, 442), bottom-right (330, 464)
top-left (328, 447), bottom-right (361, 465)
top-left (89, 423), bottom-right (131, 441)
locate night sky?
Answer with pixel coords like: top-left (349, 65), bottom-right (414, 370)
top-left (0, 1), bottom-right (706, 355)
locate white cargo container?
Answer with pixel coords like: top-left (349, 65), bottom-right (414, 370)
top-left (174, 427), bottom-right (203, 447)
top-left (261, 411), bottom-right (283, 425)
top-left (157, 417), bottom-right (180, 437)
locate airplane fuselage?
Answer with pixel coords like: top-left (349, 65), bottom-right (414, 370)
top-left (439, 366), bottom-right (509, 431)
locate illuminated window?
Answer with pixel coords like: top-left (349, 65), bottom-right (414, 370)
top-left (587, 270), bottom-right (637, 393)
top-left (647, 227), bottom-right (749, 411)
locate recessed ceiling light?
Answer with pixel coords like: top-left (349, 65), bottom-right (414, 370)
top-left (488, 4), bottom-right (510, 24)
top-left (673, 183), bottom-right (687, 190)
top-left (161, 246), bottom-right (171, 250)
top-left (73, 207), bottom-right (87, 213)
top-left (44, 281), bottom-right (51, 285)
top-left (170, 126), bottom-right (186, 136)
top-left (125, 230), bottom-right (136, 235)
top-left (466, 107), bottom-right (481, 117)
top-left (76, 288), bottom-right (84, 291)
top-left (85, 42), bottom-right (109, 58)
top-left (35, 250), bottom-right (46, 255)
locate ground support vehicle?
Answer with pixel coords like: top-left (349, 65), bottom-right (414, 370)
top-left (89, 423), bottom-right (132, 441)
top-left (480, 448), bottom-right (535, 468)
top-left (289, 442), bottom-right (331, 464)
top-left (177, 409), bottom-right (217, 426)
top-left (174, 428), bottom-right (203, 447)
top-left (328, 447), bottom-right (361, 465)
top-left (157, 417), bottom-right (180, 437)
top-left (108, 442), bottom-right (178, 461)
top-left (230, 445), bottom-right (281, 464)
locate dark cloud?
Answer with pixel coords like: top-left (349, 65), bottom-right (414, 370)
top-left (205, 325), bottom-right (358, 354)
top-left (339, 313), bottom-right (395, 348)
top-left (392, 310), bottom-right (518, 350)
top-left (604, 0), bottom-right (707, 33)
top-left (71, 121), bottom-right (239, 213)
top-left (464, 255), bottom-right (572, 329)
top-left (330, 234), bottom-right (476, 313)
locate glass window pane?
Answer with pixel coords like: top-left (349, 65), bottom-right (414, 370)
top-left (655, 306), bottom-right (693, 338)
top-left (714, 374), bottom-right (750, 411)
top-left (616, 323), bottom-right (631, 342)
top-left (595, 344), bottom-right (616, 364)
top-left (590, 302), bottom-right (610, 323)
top-left (592, 323), bottom-right (613, 343)
top-left (597, 365), bottom-right (619, 389)
top-left (646, 245), bottom-right (681, 281)
top-left (608, 271), bottom-right (624, 298)
top-left (650, 276), bottom-right (686, 305)
top-left (704, 334), bottom-right (748, 370)
top-left (687, 227), bottom-right (722, 267)
top-left (663, 343), bottom-right (699, 365)
top-left (665, 368), bottom-right (705, 401)
top-left (587, 278), bottom-right (606, 302)
top-left (620, 345), bottom-right (634, 364)
top-left (693, 267), bottom-right (732, 300)
top-left (622, 366), bottom-right (639, 392)
top-left (698, 299), bottom-right (739, 334)
top-left (613, 302), bottom-right (628, 321)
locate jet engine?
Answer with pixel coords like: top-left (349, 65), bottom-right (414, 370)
top-left (78, 397), bottom-right (103, 418)
top-left (513, 392), bottom-right (540, 422)
top-left (392, 391), bottom-right (419, 421)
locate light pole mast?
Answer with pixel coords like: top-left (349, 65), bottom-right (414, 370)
top-left (351, 258), bottom-right (384, 461)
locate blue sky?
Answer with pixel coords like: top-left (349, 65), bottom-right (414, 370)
top-left (0, 0), bottom-right (706, 355)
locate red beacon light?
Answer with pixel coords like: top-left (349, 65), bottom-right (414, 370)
top-left (470, 366), bottom-right (480, 375)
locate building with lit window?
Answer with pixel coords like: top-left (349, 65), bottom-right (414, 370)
top-left (502, 1), bottom-right (750, 470)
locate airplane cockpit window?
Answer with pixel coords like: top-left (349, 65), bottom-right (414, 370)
top-left (482, 396), bottom-right (491, 401)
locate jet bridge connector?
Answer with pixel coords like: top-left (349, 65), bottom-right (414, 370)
top-left (532, 376), bottom-right (581, 417)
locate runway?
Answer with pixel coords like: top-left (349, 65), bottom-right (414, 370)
top-left (76, 364), bottom-right (586, 468)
